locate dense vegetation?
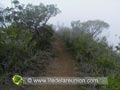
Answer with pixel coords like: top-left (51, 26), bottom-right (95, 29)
top-left (57, 20), bottom-right (120, 90)
top-left (0, 0), bottom-right (60, 86)
top-left (0, 0), bottom-right (120, 90)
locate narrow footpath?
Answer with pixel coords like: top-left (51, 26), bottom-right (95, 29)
top-left (38, 38), bottom-right (78, 90)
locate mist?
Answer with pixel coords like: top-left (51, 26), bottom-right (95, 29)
top-left (1, 0), bottom-right (120, 46)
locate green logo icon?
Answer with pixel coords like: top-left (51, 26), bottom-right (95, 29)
top-left (12, 75), bottom-right (23, 86)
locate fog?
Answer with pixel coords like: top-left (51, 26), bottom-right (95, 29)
top-left (1, 0), bottom-right (120, 46)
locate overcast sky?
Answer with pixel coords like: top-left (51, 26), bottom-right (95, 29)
top-left (1, 0), bottom-right (120, 46)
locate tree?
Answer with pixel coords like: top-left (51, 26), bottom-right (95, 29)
top-left (0, 7), bottom-right (7, 28)
top-left (82, 20), bottom-right (109, 38)
top-left (21, 3), bottom-right (61, 30)
top-left (71, 20), bottom-right (109, 38)
top-left (0, 0), bottom-right (61, 30)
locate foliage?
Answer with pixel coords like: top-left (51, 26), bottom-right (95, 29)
top-left (104, 75), bottom-right (120, 90)
top-left (57, 20), bottom-right (120, 90)
top-left (0, 24), bottom-right (55, 75)
top-left (71, 20), bottom-right (109, 39)
top-left (0, 0), bottom-right (61, 30)
top-left (0, 0), bottom-right (57, 86)
top-left (30, 25), bottom-right (54, 50)
top-left (0, 24), bottom-right (32, 75)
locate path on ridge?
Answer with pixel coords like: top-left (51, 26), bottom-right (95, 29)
top-left (38, 38), bottom-right (78, 90)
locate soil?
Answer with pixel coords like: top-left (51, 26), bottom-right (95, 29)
top-left (37, 38), bottom-right (78, 90)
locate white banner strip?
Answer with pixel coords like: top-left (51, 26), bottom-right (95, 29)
top-left (23, 77), bottom-right (108, 85)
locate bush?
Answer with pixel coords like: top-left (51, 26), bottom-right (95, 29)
top-left (0, 23), bottom-right (54, 81)
top-left (57, 20), bottom-right (120, 90)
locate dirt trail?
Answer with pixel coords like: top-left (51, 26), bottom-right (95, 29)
top-left (38, 38), bottom-right (78, 90)
top-left (47, 38), bottom-right (77, 77)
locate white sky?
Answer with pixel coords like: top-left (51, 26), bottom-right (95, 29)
top-left (1, 0), bottom-right (120, 46)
